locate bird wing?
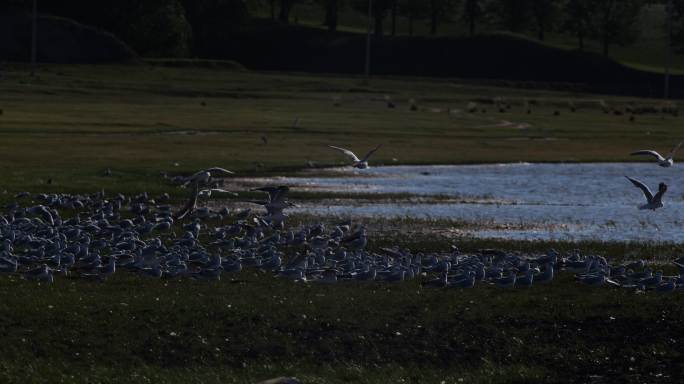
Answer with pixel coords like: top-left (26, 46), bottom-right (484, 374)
top-left (251, 186), bottom-right (289, 203)
top-left (247, 200), bottom-right (269, 206)
top-left (668, 141), bottom-right (683, 159)
top-left (361, 144), bottom-right (383, 162)
top-left (328, 145), bottom-right (360, 162)
top-left (271, 186), bottom-right (290, 203)
top-left (203, 188), bottom-right (238, 197)
top-left (174, 182), bottom-right (199, 220)
top-left (204, 167), bottom-right (234, 176)
top-left (653, 183), bottom-right (668, 203)
top-left (626, 176), bottom-right (654, 203)
top-left (630, 150), bottom-right (665, 161)
top-left (182, 171), bottom-right (203, 186)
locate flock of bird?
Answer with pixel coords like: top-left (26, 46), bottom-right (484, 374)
top-left (0, 90), bottom-right (682, 290)
top-left (1, 150), bottom-right (684, 294)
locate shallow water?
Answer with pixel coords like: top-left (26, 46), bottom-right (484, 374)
top-left (239, 163), bottom-right (684, 243)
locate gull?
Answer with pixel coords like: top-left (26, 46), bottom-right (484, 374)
top-left (199, 188), bottom-right (238, 198)
top-left (328, 144), bottom-right (382, 169)
top-left (249, 186), bottom-right (294, 226)
top-left (174, 182), bottom-right (199, 220)
top-left (449, 271), bottom-right (475, 288)
top-left (515, 270), bottom-right (534, 288)
top-left (313, 269), bottom-right (338, 284)
top-left (625, 177), bottom-right (667, 210)
top-left (182, 167), bottom-right (234, 187)
top-left (492, 272), bottom-right (516, 288)
top-left (534, 264), bottom-right (554, 284)
top-left (630, 141), bottom-right (682, 167)
top-left (655, 280), bottom-right (676, 293)
top-left (422, 271), bottom-right (448, 288)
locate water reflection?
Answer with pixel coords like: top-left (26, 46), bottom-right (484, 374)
top-left (238, 163), bottom-right (684, 243)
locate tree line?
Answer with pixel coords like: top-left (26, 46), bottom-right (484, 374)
top-left (1, 0), bottom-right (683, 58)
top-left (270, 0), bottom-right (676, 56)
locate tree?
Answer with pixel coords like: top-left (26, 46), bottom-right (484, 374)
top-left (324, 0), bottom-right (339, 31)
top-left (397, 0), bottom-right (427, 36)
top-left (428, 0), bottom-right (459, 35)
top-left (279, 0), bottom-right (295, 23)
top-left (390, 0), bottom-right (398, 36)
top-left (593, 0), bottom-right (644, 55)
top-left (562, 0), bottom-right (594, 50)
top-left (181, 0), bottom-right (248, 54)
top-left (352, 0), bottom-right (395, 36)
top-left (488, 0), bottom-right (530, 33)
top-left (127, 0), bottom-right (192, 57)
top-left (670, 0), bottom-right (684, 52)
top-left (462, 0), bottom-right (483, 36)
top-left (530, 0), bottom-right (559, 41)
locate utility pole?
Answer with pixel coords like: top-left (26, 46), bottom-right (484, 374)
top-left (665, 0), bottom-right (673, 99)
top-left (30, 0), bottom-right (38, 77)
top-left (364, 0), bottom-right (373, 81)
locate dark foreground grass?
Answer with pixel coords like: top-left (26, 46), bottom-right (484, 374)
top-left (0, 269), bottom-right (682, 384)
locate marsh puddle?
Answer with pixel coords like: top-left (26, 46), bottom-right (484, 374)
top-left (236, 163), bottom-right (684, 243)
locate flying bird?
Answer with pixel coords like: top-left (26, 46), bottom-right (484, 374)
top-left (249, 185), bottom-right (294, 227)
top-left (328, 144), bottom-right (382, 169)
top-left (630, 141), bottom-right (683, 167)
top-left (174, 182), bottom-right (200, 220)
top-left (182, 167), bottom-right (234, 187)
top-left (625, 176), bottom-right (667, 210)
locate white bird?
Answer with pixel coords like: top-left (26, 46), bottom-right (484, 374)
top-left (630, 141), bottom-right (682, 167)
top-left (174, 182), bottom-right (199, 220)
top-left (625, 176), bottom-right (667, 210)
top-left (328, 144), bottom-right (382, 169)
top-left (198, 188), bottom-right (238, 198)
top-left (182, 167), bottom-right (234, 187)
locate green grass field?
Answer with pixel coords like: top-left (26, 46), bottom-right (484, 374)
top-left (2, 63), bottom-right (684, 383)
top-left (1, 63), bottom-right (682, 196)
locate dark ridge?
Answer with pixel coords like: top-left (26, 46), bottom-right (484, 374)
top-left (216, 21), bottom-right (679, 98)
top-left (0, 12), bottom-right (138, 64)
